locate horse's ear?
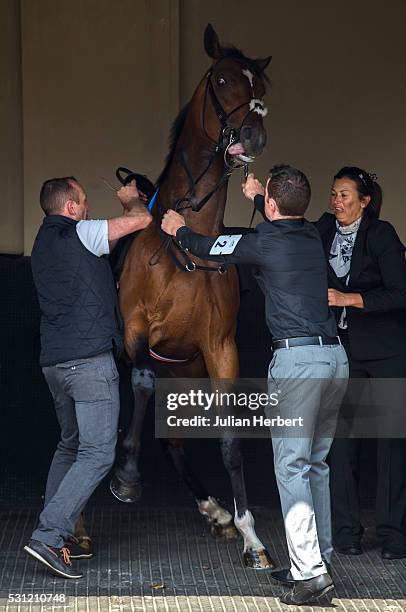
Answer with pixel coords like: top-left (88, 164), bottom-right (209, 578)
top-left (204, 23), bottom-right (222, 60)
top-left (255, 56), bottom-right (272, 72)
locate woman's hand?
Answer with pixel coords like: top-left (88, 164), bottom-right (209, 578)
top-left (328, 288), bottom-right (364, 309)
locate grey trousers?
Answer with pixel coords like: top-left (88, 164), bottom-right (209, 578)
top-left (268, 343), bottom-right (348, 580)
top-left (32, 350), bottom-right (120, 549)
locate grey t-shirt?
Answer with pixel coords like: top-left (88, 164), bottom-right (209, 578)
top-left (76, 219), bottom-right (109, 256)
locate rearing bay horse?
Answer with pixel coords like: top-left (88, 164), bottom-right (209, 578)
top-left (111, 25), bottom-right (274, 569)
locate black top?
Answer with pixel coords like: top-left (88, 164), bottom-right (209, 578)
top-left (315, 212), bottom-right (406, 360)
top-left (176, 215), bottom-right (337, 341)
top-left (31, 215), bottom-right (122, 366)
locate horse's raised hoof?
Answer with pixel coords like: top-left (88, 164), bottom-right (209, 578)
top-left (210, 520), bottom-right (240, 540)
top-left (69, 535), bottom-right (94, 559)
top-left (110, 474), bottom-right (142, 503)
top-left (243, 548), bottom-right (275, 570)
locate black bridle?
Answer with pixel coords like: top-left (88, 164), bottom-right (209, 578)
top-left (174, 57), bottom-right (264, 214)
top-left (151, 58), bottom-right (266, 272)
top-left (202, 62), bottom-right (257, 158)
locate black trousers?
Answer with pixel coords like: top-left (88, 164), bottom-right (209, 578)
top-left (329, 331), bottom-right (406, 551)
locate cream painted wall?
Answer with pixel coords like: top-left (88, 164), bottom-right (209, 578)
top-left (1, 1), bottom-right (405, 253)
top-left (21, 0), bottom-right (179, 254)
top-left (0, 0), bottom-right (23, 254)
top-left (180, 0), bottom-right (406, 239)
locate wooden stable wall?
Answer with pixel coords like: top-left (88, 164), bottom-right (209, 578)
top-left (1, 0), bottom-right (406, 254)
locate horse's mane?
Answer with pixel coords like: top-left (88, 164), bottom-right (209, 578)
top-left (156, 102), bottom-right (190, 187)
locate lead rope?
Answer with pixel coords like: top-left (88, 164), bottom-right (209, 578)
top-left (242, 163), bottom-right (257, 229)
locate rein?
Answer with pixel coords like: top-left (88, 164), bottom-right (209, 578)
top-left (148, 197), bottom-right (229, 274)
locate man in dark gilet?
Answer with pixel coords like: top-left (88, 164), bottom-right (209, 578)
top-left (24, 177), bottom-right (151, 579)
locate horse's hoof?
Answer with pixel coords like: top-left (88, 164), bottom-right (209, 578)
top-left (110, 475), bottom-right (142, 503)
top-left (243, 548), bottom-right (275, 570)
top-left (76, 536), bottom-right (93, 554)
top-left (211, 521), bottom-right (240, 540)
top-left (69, 536), bottom-right (94, 559)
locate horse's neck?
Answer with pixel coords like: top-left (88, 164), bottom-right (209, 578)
top-left (162, 89), bottom-right (228, 236)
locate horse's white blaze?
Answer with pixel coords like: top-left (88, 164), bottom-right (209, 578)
top-left (242, 68), bottom-right (268, 117)
top-left (249, 98), bottom-right (268, 117)
top-left (242, 68), bottom-right (254, 89)
top-left (234, 506), bottom-right (265, 552)
top-left (198, 496), bottom-right (233, 526)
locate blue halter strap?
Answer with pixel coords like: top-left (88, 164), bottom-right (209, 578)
top-left (148, 189), bottom-right (159, 211)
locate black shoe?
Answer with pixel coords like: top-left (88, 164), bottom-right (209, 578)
top-left (334, 542), bottom-right (362, 555)
top-left (66, 536), bottom-right (94, 559)
top-left (24, 539), bottom-right (83, 579)
top-left (271, 563), bottom-right (331, 586)
top-left (279, 572), bottom-right (334, 605)
top-left (381, 548), bottom-right (406, 560)
top-left (271, 568), bottom-right (295, 585)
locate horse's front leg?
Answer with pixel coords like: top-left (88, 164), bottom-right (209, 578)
top-left (204, 339), bottom-right (275, 569)
top-left (154, 356), bottom-right (239, 539)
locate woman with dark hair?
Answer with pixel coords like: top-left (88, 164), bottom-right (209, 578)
top-left (315, 166), bottom-right (406, 559)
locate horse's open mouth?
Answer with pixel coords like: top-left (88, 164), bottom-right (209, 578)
top-left (227, 142), bottom-right (255, 164)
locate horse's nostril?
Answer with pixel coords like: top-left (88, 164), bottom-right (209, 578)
top-left (241, 126), bottom-right (252, 140)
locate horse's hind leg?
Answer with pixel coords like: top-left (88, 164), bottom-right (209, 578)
top-left (161, 438), bottom-right (238, 539)
top-left (220, 435), bottom-right (275, 568)
top-left (110, 338), bottom-right (154, 503)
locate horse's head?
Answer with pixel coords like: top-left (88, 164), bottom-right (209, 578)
top-left (203, 24), bottom-right (271, 165)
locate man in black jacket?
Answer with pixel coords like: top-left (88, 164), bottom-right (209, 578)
top-left (161, 164), bottom-right (349, 606)
top-left (245, 169), bottom-right (406, 559)
top-left (24, 177), bottom-right (152, 579)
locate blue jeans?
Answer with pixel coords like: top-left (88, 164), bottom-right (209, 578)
top-left (268, 343), bottom-right (348, 580)
top-left (32, 351), bottom-right (120, 548)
